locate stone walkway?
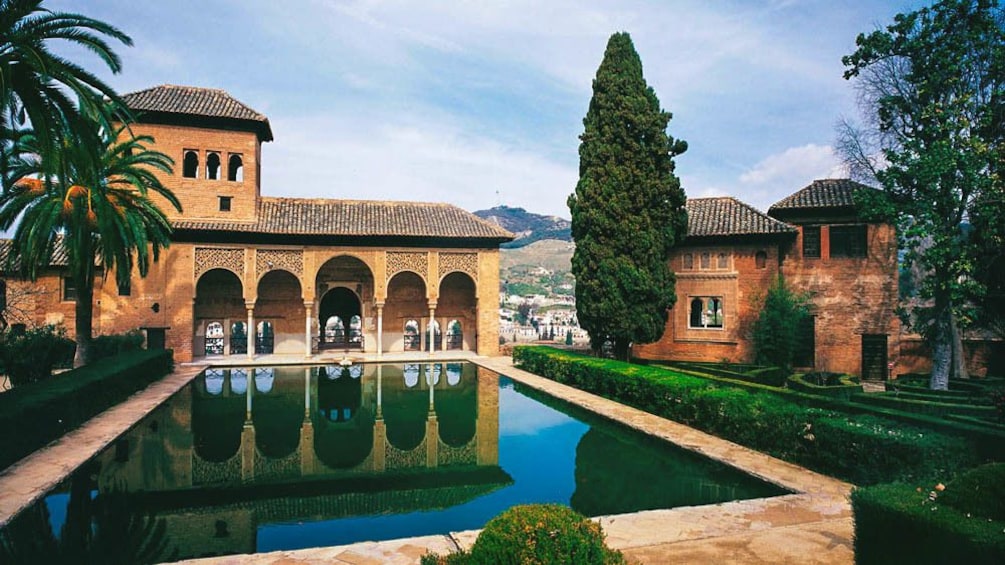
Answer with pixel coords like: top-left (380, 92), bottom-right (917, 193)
top-left (1, 355), bottom-right (856, 564)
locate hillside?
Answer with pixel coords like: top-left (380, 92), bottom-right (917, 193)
top-left (473, 206), bottom-right (571, 248)
top-left (500, 239), bottom-right (576, 298)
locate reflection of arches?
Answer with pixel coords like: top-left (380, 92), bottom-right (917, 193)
top-left (319, 287), bottom-right (362, 349)
top-left (251, 368), bottom-right (300, 458)
top-left (193, 370), bottom-right (244, 462)
top-left (313, 366), bottom-right (372, 469)
top-left (404, 319), bottom-right (420, 351)
top-left (436, 363), bottom-right (477, 447)
top-left (403, 363), bottom-right (420, 387)
top-left (383, 364), bottom-right (428, 450)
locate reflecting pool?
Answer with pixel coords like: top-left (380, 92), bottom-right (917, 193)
top-left (0, 363), bottom-right (787, 563)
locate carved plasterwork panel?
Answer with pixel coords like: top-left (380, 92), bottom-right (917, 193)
top-left (257, 249), bottom-right (303, 280)
top-left (438, 252), bottom-right (478, 282)
top-left (194, 247), bottom-right (245, 281)
top-left (386, 251), bottom-right (428, 282)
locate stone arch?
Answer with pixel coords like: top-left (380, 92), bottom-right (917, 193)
top-left (255, 270), bottom-right (303, 354)
top-left (319, 286), bottom-right (363, 349)
top-left (385, 271), bottom-right (428, 352)
top-left (437, 271), bottom-right (477, 352)
top-left (194, 268), bottom-right (245, 357)
top-left (315, 255), bottom-right (375, 351)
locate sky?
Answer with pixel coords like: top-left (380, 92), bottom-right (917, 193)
top-left (51, 0), bottom-right (925, 218)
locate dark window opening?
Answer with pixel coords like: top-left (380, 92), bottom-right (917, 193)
top-left (206, 152), bottom-right (221, 180)
top-left (717, 253), bottom-right (728, 269)
top-left (755, 250), bottom-right (767, 269)
top-left (831, 225), bottom-right (867, 258)
top-left (118, 278), bottom-right (131, 296)
top-left (228, 154), bottom-right (243, 181)
top-left (683, 253), bottom-right (693, 270)
top-left (183, 150), bottom-right (199, 178)
top-left (63, 277), bottom-right (77, 301)
top-left (689, 296), bottom-right (723, 329)
top-left (802, 226), bottom-right (821, 258)
top-left (219, 196), bottom-right (232, 212)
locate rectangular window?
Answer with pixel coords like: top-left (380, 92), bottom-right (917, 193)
top-left (219, 196), bottom-right (232, 212)
top-left (688, 296), bottom-right (724, 329)
top-left (802, 226), bottom-right (821, 258)
top-left (63, 277), bottom-right (77, 301)
top-left (831, 225), bottom-right (867, 258)
top-left (118, 278), bottom-right (131, 296)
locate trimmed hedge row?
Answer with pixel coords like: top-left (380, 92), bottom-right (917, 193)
top-left (852, 480), bottom-right (1005, 565)
top-left (513, 346), bottom-right (982, 485)
top-left (853, 393), bottom-right (997, 419)
top-left (788, 372), bottom-right (863, 400)
top-left (0, 349), bottom-right (174, 471)
top-left (652, 361), bottom-right (787, 387)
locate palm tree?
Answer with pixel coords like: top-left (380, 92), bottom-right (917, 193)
top-left (0, 114), bottom-right (180, 366)
top-left (0, 0), bottom-right (131, 187)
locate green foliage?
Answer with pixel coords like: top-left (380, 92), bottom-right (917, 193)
top-left (841, 0), bottom-right (1005, 388)
top-left (568, 32), bottom-right (687, 359)
top-left (565, 329), bottom-right (573, 346)
top-left (0, 325), bottom-right (75, 386)
top-left (0, 349), bottom-right (173, 471)
top-left (851, 481), bottom-right (1005, 565)
top-left (90, 330), bottom-right (145, 361)
top-left (787, 373), bottom-right (863, 401)
top-left (939, 462), bottom-right (1005, 521)
top-left (751, 275), bottom-right (811, 373)
top-left (514, 346), bottom-right (984, 485)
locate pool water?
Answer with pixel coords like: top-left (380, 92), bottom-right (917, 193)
top-left (0, 363), bottom-right (786, 563)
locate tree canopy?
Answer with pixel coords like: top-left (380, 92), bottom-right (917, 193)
top-left (568, 32), bottom-right (688, 360)
top-left (840, 0), bottom-right (1005, 389)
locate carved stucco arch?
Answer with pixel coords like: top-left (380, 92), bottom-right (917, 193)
top-left (194, 247), bottom-right (247, 299)
top-left (385, 251), bottom-right (428, 285)
top-left (437, 252), bottom-right (478, 285)
top-left (256, 249), bottom-right (304, 286)
top-left (313, 251), bottom-right (377, 282)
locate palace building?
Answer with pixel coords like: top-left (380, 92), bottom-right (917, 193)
top-left (635, 179), bottom-right (900, 379)
top-left (0, 85), bottom-right (513, 362)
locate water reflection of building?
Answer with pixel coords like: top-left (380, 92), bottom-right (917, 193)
top-left (88, 363), bottom-right (503, 561)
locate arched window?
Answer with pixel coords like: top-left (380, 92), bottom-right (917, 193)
top-left (426, 319), bottom-right (442, 350)
top-left (205, 321), bottom-right (224, 355)
top-left (683, 253), bottom-right (694, 270)
top-left (183, 150), bottom-right (199, 178)
top-left (446, 319), bottom-right (462, 349)
top-left (256, 321), bottom-right (274, 353)
top-left (689, 298), bottom-right (703, 328)
top-left (325, 316), bottom-right (345, 340)
top-left (206, 152), bottom-right (221, 180)
top-left (706, 297), bottom-right (723, 328)
top-left (230, 321), bottom-right (247, 354)
top-left (404, 319), bottom-right (420, 351)
top-left (755, 251), bottom-right (767, 269)
top-left (228, 154), bottom-right (243, 181)
top-left (717, 253), bottom-right (728, 269)
top-left (349, 315), bottom-right (363, 344)
top-left (700, 252), bottom-right (711, 269)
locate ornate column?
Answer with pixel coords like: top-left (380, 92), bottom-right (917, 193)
top-left (304, 302), bottom-right (313, 358)
top-left (375, 302), bottom-right (384, 359)
top-left (245, 303), bottom-right (255, 359)
top-left (428, 303), bottom-right (437, 354)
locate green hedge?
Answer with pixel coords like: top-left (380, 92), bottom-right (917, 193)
top-left (0, 349), bottom-right (174, 471)
top-left (852, 481), bottom-right (1005, 565)
top-left (513, 346), bottom-right (982, 485)
top-left (853, 393), bottom-right (998, 419)
top-left (788, 373), bottom-right (863, 400)
top-left (654, 361), bottom-right (787, 387)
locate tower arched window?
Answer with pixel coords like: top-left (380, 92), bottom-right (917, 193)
top-left (206, 152), bottom-right (221, 180)
top-left (717, 253), bottom-right (728, 269)
top-left (755, 251), bottom-right (767, 269)
top-left (700, 252), bottom-right (710, 269)
top-left (183, 150), bottom-right (199, 178)
top-left (683, 253), bottom-right (694, 270)
top-left (228, 154), bottom-right (243, 181)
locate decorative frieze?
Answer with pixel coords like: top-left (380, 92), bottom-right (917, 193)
top-left (438, 252), bottom-right (478, 282)
top-left (194, 247), bottom-right (245, 281)
top-left (386, 251), bottom-right (428, 282)
top-left (257, 249), bottom-right (304, 280)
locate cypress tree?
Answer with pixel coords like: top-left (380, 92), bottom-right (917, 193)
top-left (568, 32), bottom-right (688, 360)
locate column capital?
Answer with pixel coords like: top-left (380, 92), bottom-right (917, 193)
top-left (245, 302), bottom-right (256, 310)
top-left (374, 301), bottom-right (385, 309)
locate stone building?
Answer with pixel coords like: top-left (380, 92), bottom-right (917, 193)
top-left (0, 85), bottom-right (512, 362)
top-left (634, 179), bottom-right (900, 379)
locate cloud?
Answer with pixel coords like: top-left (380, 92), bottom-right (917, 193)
top-left (737, 143), bottom-right (849, 210)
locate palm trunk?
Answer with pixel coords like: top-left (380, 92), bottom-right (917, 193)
top-left (73, 278), bottom-right (93, 368)
top-left (929, 292), bottom-right (952, 391)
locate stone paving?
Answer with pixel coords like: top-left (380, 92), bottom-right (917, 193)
top-left (1, 354), bottom-right (856, 564)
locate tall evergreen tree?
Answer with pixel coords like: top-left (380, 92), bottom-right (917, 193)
top-left (568, 32), bottom-right (688, 360)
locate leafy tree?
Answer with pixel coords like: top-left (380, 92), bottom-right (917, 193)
top-left (751, 276), bottom-right (811, 374)
top-left (0, 116), bottom-right (180, 366)
top-left (568, 32), bottom-right (688, 360)
top-left (0, 0), bottom-right (131, 187)
top-left (839, 0), bottom-right (1005, 389)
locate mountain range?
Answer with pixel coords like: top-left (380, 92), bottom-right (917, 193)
top-left (473, 206), bottom-right (572, 249)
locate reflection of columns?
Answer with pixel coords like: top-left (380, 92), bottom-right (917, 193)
top-left (246, 304), bottom-right (255, 359)
top-left (245, 371), bottom-right (254, 419)
top-left (375, 303), bottom-right (384, 358)
top-left (304, 302), bottom-right (313, 357)
top-left (376, 364), bottom-right (383, 419)
top-left (304, 367), bottom-right (311, 416)
top-left (428, 368), bottom-right (435, 408)
top-left (476, 367), bottom-right (500, 466)
top-left (428, 305), bottom-right (437, 354)
top-left (426, 413), bottom-right (438, 468)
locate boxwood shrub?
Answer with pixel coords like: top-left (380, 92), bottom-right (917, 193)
top-left (0, 349), bottom-right (174, 471)
top-left (852, 480), bottom-right (1005, 565)
top-left (513, 346), bottom-right (982, 485)
top-left (788, 372), bottom-right (863, 400)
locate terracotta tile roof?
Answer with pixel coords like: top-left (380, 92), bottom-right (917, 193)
top-left (172, 197), bottom-right (515, 241)
top-left (686, 197), bottom-right (795, 238)
top-left (122, 85), bottom-right (273, 140)
top-left (0, 237), bottom-right (70, 269)
top-left (768, 178), bottom-right (877, 212)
